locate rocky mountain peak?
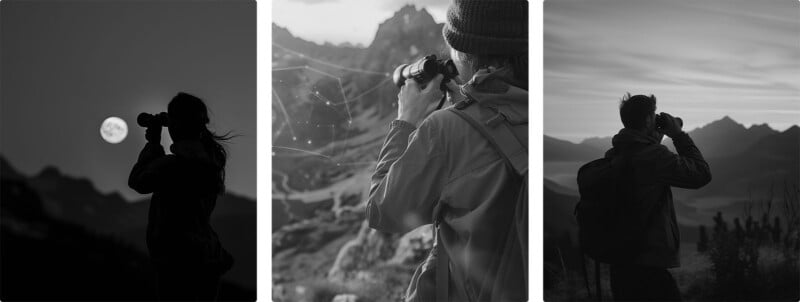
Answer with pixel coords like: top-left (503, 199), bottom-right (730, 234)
top-left (370, 5), bottom-right (438, 48)
top-left (704, 115), bottom-right (745, 132)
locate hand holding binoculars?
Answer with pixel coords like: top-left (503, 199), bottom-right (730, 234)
top-left (393, 55), bottom-right (459, 92)
top-left (656, 112), bottom-right (683, 136)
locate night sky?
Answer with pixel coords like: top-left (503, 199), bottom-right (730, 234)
top-left (1, 1), bottom-right (255, 200)
top-left (545, 0), bottom-right (800, 142)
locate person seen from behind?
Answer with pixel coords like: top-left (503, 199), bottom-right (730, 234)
top-left (605, 94), bottom-right (711, 301)
top-left (366, 0), bottom-right (529, 301)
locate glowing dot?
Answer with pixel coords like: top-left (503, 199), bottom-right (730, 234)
top-left (272, 152), bottom-right (276, 156)
top-left (307, 140), bottom-right (312, 144)
top-left (292, 137), bottom-right (297, 141)
top-left (326, 101), bottom-right (331, 105)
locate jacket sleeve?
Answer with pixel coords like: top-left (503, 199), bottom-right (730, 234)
top-left (366, 119), bottom-right (448, 234)
top-left (128, 142), bottom-right (173, 194)
top-left (653, 132), bottom-right (712, 189)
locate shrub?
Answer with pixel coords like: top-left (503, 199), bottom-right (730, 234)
top-left (698, 184), bottom-right (799, 301)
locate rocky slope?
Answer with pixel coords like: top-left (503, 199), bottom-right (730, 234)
top-left (271, 5), bottom-right (446, 301)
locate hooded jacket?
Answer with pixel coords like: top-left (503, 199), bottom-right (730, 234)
top-left (606, 128), bottom-right (711, 268)
top-left (367, 67), bottom-right (527, 301)
top-left (129, 140), bottom-right (233, 274)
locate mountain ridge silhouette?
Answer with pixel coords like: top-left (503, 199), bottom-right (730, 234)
top-left (0, 153), bottom-right (256, 291)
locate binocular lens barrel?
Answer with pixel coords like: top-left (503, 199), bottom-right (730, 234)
top-left (392, 55), bottom-right (459, 89)
top-left (137, 112), bottom-right (168, 128)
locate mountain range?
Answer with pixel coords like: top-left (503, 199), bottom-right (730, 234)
top-left (544, 116), bottom-right (798, 200)
top-left (572, 116), bottom-right (794, 159)
top-left (544, 115), bottom-right (799, 229)
top-left (0, 155), bottom-right (256, 294)
top-left (272, 5), bottom-right (446, 149)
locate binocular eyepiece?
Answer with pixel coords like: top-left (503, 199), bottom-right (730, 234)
top-left (393, 55), bottom-right (459, 91)
top-left (137, 112), bottom-right (168, 128)
top-left (655, 112), bottom-right (683, 130)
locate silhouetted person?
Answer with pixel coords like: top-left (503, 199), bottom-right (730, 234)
top-left (367, 0), bottom-right (528, 301)
top-left (129, 92), bottom-right (233, 301)
top-left (605, 94), bottom-right (711, 301)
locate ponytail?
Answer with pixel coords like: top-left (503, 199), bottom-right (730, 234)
top-left (169, 92), bottom-right (234, 195)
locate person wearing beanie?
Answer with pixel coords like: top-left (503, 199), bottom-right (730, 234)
top-left (366, 0), bottom-right (529, 301)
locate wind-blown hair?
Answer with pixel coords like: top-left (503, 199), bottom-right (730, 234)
top-left (168, 92), bottom-right (233, 195)
top-left (619, 93), bottom-right (657, 130)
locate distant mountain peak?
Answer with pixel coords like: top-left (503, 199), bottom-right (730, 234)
top-left (397, 4), bottom-right (419, 14)
top-left (37, 166), bottom-right (63, 178)
top-left (749, 123), bottom-right (773, 130)
top-left (714, 115), bottom-right (741, 126)
top-left (371, 4), bottom-right (438, 47)
top-left (696, 115), bottom-right (746, 134)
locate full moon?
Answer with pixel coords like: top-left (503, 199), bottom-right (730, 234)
top-left (100, 117), bottom-right (128, 144)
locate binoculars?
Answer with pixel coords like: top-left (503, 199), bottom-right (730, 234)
top-left (393, 55), bottom-right (459, 92)
top-left (137, 112), bottom-right (168, 128)
top-left (655, 113), bottom-right (683, 130)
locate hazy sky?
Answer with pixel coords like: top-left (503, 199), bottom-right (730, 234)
top-left (273, 0), bottom-right (449, 46)
top-left (545, 0), bottom-right (800, 142)
top-left (1, 1), bottom-right (255, 200)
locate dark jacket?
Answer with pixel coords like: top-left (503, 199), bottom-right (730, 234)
top-left (367, 68), bottom-right (527, 301)
top-left (129, 140), bottom-right (233, 274)
top-left (606, 128), bottom-right (711, 268)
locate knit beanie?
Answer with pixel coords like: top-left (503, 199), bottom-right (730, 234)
top-left (442, 0), bottom-right (528, 55)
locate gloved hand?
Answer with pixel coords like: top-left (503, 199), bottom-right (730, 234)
top-left (145, 125), bottom-right (162, 143)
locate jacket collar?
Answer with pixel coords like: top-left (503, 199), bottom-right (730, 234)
top-left (460, 67), bottom-right (528, 124)
top-left (607, 128), bottom-right (661, 157)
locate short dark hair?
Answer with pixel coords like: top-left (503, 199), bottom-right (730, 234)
top-left (619, 93), bottom-right (657, 129)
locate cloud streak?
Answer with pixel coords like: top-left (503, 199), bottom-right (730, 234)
top-left (545, 0), bottom-right (800, 141)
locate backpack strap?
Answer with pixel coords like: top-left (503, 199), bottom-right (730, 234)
top-left (435, 220), bottom-right (449, 302)
top-left (446, 99), bottom-right (528, 300)
top-left (448, 100), bottom-right (528, 175)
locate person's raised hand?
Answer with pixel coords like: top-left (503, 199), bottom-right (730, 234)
top-left (145, 125), bottom-right (162, 143)
top-left (397, 74), bottom-right (445, 127)
top-left (660, 112), bottom-right (683, 138)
